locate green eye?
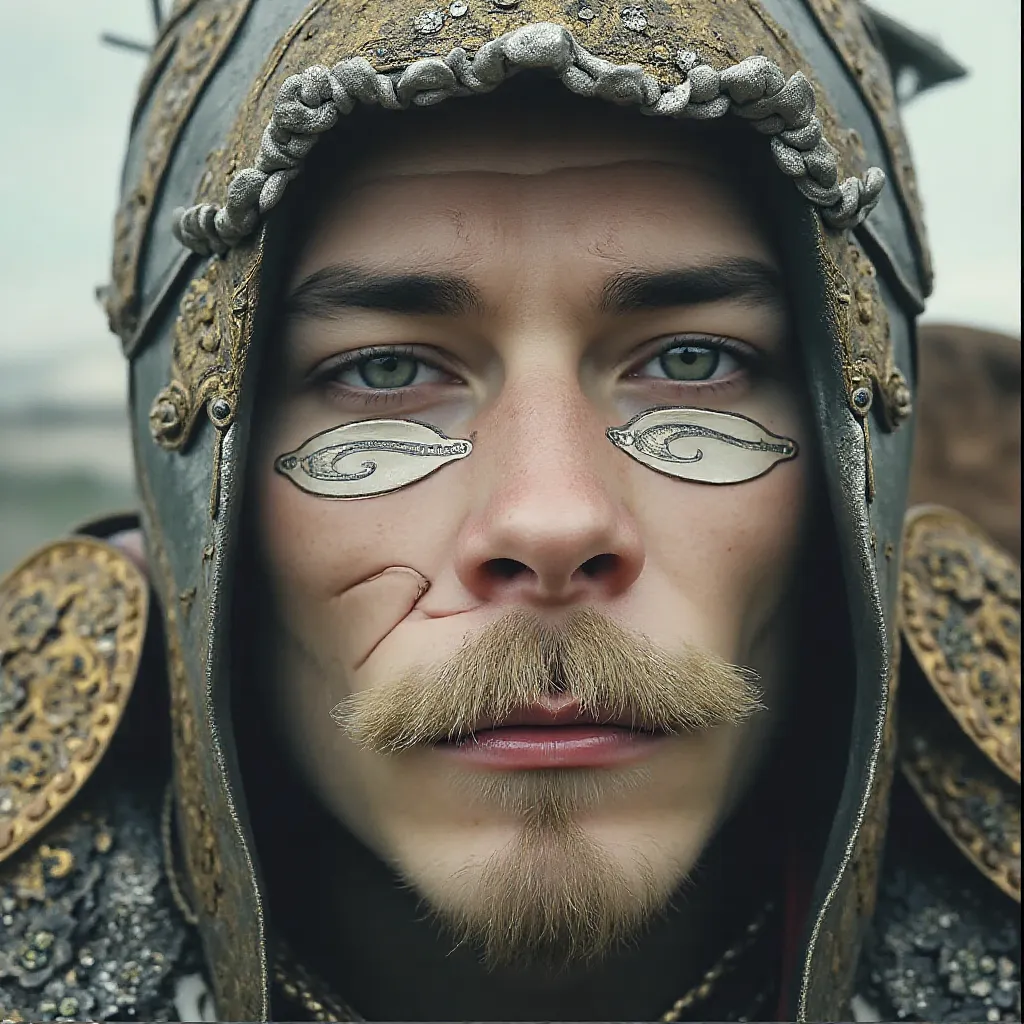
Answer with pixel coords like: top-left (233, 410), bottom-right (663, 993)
top-left (658, 346), bottom-right (720, 381)
top-left (358, 354), bottom-right (419, 389)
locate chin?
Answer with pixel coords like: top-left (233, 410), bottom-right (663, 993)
top-left (387, 773), bottom-right (707, 971)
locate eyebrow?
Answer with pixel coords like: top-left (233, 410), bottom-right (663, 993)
top-left (285, 256), bottom-right (784, 323)
top-left (285, 265), bottom-right (483, 320)
top-left (597, 258), bottom-right (784, 315)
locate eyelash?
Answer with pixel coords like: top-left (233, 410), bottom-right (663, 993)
top-left (625, 335), bottom-right (756, 380)
top-left (308, 345), bottom-right (444, 401)
top-left (309, 336), bottom-right (757, 403)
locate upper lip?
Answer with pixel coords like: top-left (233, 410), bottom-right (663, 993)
top-left (471, 698), bottom-right (655, 732)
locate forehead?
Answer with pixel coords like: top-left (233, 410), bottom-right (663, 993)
top-left (291, 82), bottom-right (776, 275)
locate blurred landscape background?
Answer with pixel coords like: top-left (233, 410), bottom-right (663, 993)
top-left (0, 0), bottom-right (1020, 574)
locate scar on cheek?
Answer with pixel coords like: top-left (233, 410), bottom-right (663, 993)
top-left (340, 566), bottom-right (431, 671)
top-left (361, 566), bottom-right (431, 602)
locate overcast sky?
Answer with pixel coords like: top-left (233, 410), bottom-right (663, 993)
top-left (0, 1), bottom-right (1018, 411)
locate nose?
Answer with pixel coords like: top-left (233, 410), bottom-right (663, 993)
top-left (454, 386), bottom-right (645, 607)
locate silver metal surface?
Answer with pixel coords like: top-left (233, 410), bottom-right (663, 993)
top-left (275, 418), bottom-right (472, 499)
top-left (607, 407), bottom-right (798, 484)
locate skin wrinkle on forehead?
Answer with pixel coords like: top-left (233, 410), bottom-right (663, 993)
top-left (291, 109), bottom-right (780, 285)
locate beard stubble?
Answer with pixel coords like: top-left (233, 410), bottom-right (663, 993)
top-left (331, 607), bottom-right (762, 970)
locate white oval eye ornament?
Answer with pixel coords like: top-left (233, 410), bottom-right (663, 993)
top-left (607, 407), bottom-right (798, 484)
top-left (275, 418), bottom-right (473, 499)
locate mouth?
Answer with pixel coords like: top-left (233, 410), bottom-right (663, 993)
top-left (434, 699), bottom-right (669, 770)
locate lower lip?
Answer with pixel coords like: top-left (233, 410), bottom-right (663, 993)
top-left (438, 725), bottom-right (666, 769)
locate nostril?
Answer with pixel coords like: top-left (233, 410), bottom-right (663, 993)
top-left (577, 552), bottom-right (619, 579)
top-left (485, 557), bottom-right (533, 581)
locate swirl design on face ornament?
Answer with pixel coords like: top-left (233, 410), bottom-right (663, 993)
top-left (275, 418), bottom-right (473, 498)
top-left (607, 407), bottom-right (798, 485)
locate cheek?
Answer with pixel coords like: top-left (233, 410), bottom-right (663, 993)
top-left (257, 467), bottom-right (468, 620)
top-left (634, 456), bottom-right (809, 652)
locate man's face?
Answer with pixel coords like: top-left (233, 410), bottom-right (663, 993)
top-left (252, 95), bottom-right (812, 967)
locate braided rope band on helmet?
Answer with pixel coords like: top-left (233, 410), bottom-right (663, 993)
top-left (173, 22), bottom-right (885, 256)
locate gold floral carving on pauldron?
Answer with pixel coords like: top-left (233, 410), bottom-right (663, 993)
top-left (902, 712), bottom-right (1021, 903)
top-left (106, 0), bottom-right (255, 341)
top-left (0, 540), bottom-right (147, 865)
top-left (149, 239), bottom-right (262, 455)
top-left (900, 506), bottom-right (1021, 786)
top-left (802, 0), bottom-right (933, 293)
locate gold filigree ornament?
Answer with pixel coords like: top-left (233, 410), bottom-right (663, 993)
top-left (900, 506), bottom-right (1021, 786)
top-left (819, 232), bottom-right (913, 501)
top-left (148, 239), bottom-right (262, 516)
top-left (0, 539), bottom-right (147, 864)
top-left (902, 704), bottom-right (1021, 902)
top-left (106, 0), bottom-right (255, 342)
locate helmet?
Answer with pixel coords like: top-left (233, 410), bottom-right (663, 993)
top-left (106, 0), bottom-right (942, 1017)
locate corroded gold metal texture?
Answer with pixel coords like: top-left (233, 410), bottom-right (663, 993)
top-left (802, 0), bottom-right (932, 293)
top-left (0, 540), bottom-right (147, 864)
top-left (819, 230), bottom-right (913, 432)
top-left (817, 227), bottom-right (912, 502)
top-left (148, 236), bottom-right (262, 456)
top-left (189, 0), bottom-right (886, 219)
top-left (901, 506), bottom-right (1021, 785)
top-left (106, 0), bottom-right (255, 341)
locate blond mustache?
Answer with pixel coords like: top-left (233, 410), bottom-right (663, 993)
top-left (332, 608), bottom-right (763, 753)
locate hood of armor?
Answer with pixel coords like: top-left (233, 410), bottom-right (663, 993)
top-left (108, 0), bottom-right (934, 1017)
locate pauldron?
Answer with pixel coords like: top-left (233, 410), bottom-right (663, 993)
top-left (898, 506), bottom-right (1020, 902)
top-left (0, 539), bottom-right (201, 1022)
top-left (859, 506), bottom-right (1021, 1023)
